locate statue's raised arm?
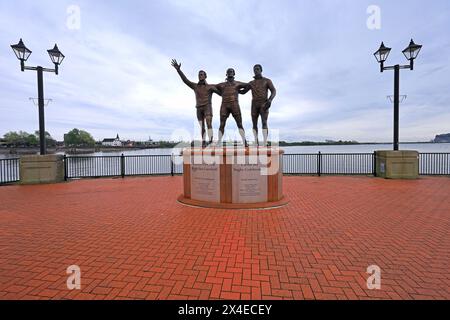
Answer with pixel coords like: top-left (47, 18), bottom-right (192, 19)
top-left (171, 59), bottom-right (195, 90)
top-left (171, 60), bottom-right (219, 147)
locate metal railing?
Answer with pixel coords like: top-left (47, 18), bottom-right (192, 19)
top-left (64, 154), bottom-right (184, 179)
top-left (419, 153), bottom-right (450, 175)
top-left (64, 152), bottom-right (450, 179)
top-left (0, 158), bottom-right (20, 184)
top-left (283, 153), bottom-right (318, 174)
top-left (322, 153), bottom-right (375, 175)
top-left (1, 153), bottom-right (449, 184)
top-left (283, 152), bottom-right (375, 175)
top-left (65, 155), bottom-right (121, 178)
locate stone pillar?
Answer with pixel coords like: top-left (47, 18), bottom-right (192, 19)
top-left (375, 150), bottom-right (419, 179)
top-left (20, 154), bottom-right (65, 184)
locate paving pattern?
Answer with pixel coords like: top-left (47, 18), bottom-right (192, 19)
top-left (0, 176), bottom-right (449, 300)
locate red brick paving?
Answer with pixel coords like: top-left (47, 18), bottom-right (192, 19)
top-left (0, 176), bottom-right (449, 300)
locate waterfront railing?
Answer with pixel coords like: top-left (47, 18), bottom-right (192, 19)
top-left (1, 152), bottom-right (449, 184)
top-left (0, 158), bottom-right (20, 184)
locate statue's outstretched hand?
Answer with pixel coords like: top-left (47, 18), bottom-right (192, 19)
top-left (238, 84), bottom-right (250, 95)
top-left (171, 59), bottom-right (181, 70)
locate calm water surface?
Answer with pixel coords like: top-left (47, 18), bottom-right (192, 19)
top-left (1, 143), bottom-right (450, 159)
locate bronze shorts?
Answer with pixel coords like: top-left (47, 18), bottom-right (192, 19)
top-left (196, 104), bottom-right (212, 121)
top-left (220, 103), bottom-right (242, 119)
top-left (251, 100), bottom-right (269, 118)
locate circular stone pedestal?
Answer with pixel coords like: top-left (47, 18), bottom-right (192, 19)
top-left (178, 147), bottom-right (288, 209)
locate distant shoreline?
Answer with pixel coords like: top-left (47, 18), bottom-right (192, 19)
top-left (278, 141), bottom-right (436, 147)
top-left (0, 146), bottom-right (164, 155)
top-left (1, 141), bottom-right (446, 155)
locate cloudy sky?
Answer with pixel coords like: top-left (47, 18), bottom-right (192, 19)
top-left (1, 0), bottom-right (449, 142)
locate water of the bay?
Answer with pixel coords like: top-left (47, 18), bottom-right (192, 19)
top-left (1, 143), bottom-right (450, 159)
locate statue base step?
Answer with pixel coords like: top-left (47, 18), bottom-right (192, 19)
top-left (177, 194), bottom-right (288, 210)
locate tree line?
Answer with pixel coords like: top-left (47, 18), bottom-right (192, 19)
top-left (1, 129), bottom-right (95, 147)
top-left (2, 131), bottom-right (56, 147)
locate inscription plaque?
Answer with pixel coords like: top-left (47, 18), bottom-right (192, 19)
top-left (232, 163), bottom-right (268, 203)
top-left (190, 164), bottom-right (220, 202)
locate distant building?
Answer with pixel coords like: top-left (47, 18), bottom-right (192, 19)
top-left (102, 134), bottom-right (122, 147)
top-left (137, 137), bottom-right (159, 147)
top-left (146, 139), bottom-right (159, 146)
top-left (434, 133), bottom-right (450, 143)
top-left (124, 140), bottom-right (134, 147)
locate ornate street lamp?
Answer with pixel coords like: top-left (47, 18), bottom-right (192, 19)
top-left (10, 39), bottom-right (65, 155)
top-left (373, 39), bottom-right (422, 151)
top-left (47, 44), bottom-right (65, 75)
top-left (402, 39), bottom-right (422, 70)
top-left (11, 38), bottom-right (32, 71)
top-left (373, 42), bottom-right (391, 73)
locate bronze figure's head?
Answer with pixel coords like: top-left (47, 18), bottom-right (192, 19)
top-left (253, 64), bottom-right (263, 77)
top-left (198, 70), bottom-right (207, 81)
top-left (226, 68), bottom-right (235, 80)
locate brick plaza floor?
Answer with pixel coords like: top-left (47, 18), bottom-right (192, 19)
top-left (0, 176), bottom-right (449, 300)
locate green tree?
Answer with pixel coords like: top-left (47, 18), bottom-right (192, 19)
top-left (3, 131), bottom-right (21, 146)
top-left (64, 128), bottom-right (95, 147)
top-left (25, 133), bottom-right (38, 146)
top-left (3, 131), bottom-right (39, 147)
top-left (34, 131), bottom-right (56, 147)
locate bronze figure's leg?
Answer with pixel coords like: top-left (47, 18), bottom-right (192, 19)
top-left (205, 116), bottom-right (213, 145)
top-left (218, 116), bottom-right (227, 145)
top-left (231, 104), bottom-right (248, 147)
top-left (200, 120), bottom-right (207, 147)
top-left (261, 107), bottom-right (269, 146)
top-left (203, 104), bottom-right (213, 145)
top-left (217, 104), bottom-right (230, 146)
top-left (252, 116), bottom-right (259, 146)
top-left (251, 102), bottom-right (260, 146)
top-left (197, 107), bottom-right (206, 147)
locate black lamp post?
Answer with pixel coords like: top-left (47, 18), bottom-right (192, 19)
top-left (374, 39), bottom-right (422, 151)
top-left (11, 39), bottom-right (65, 155)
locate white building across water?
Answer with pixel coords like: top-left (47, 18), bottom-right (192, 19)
top-left (102, 134), bottom-right (122, 147)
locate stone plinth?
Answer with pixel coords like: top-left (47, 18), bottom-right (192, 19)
top-left (178, 147), bottom-right (287, 209)
top-left (375, 150), bottom-right (419, 179)
top-left (20, 154), bottom-right (65, 185)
